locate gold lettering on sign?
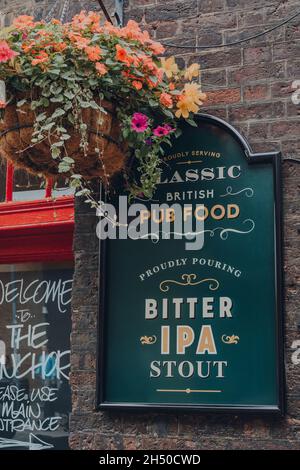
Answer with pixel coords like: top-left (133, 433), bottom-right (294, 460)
top-left (163, 149), bottom-right (222, 163)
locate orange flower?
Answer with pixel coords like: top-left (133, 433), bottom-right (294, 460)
top-left (0, 100), bottom-right (6, 109)
top-left (36, 30), bottom-right (52, 37)
top-left (68, 32), bottom-right (79, 42)
top-left (160, 56), bottom-right (178, 79)
top-left (159, 92), bottom-right (173, 108)
top-left (91, 23), bottom-right (103, 34)
top-left (132, 80), bottom-right (143, 90)
top-left (51, 19), bottom-right (61, 25)
top-left (95, 62), bottom-right (107, 76)
top-left (115, 45), bottom-right (127, 61)
top-left (54, 42), bottom-right (67, 52)
top-left (13, 15), bottom-right (35, 29)
top-left (103, 21), bottom-right (122, 37)
top-left (87, 11), bottom-right (101, 24)
top-left (74, 36), bottom-right (91, 50)
top-left (140, 55), bottom-right (157, 73)
top-left (148, 40), bottom-right (165, 55)
top-left (183, 82), bottom-right (206, 104)
top-left (72, 11), bottom-right (90, 30)
top-left (147, 77), bottom-right (157, 89)
top-left (175, 95), bottom-right (198, 118)
top-left (184, 63), bottom-right (200, 81)
top-left (32, 51), bottom-right (49, 66)
top-left (169, 82), bottom-right (175, 91)
top-left (122, 20), bottom-right (143, 41)
top-left (85, 45), bottom-right (102, 61)
top-left (22, 42), bottom-right (35, 53)
top-left (115, 44), bottom-right (132, 66)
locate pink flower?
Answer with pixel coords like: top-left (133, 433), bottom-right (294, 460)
top-left (0, 41), bottom-right (17, 63)
top-left (153, 124), bottom-right (174, 137)
top-left (163, 124), bottom-right (174, 133)
top-left (131, 113), bottom-right (149, 133)
top-left (0, 100), bottom-right (6, 109)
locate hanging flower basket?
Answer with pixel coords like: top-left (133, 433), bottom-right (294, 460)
top-left (0, 12), bottom-right (206, 202)
top-left (0, 93), bottom-right (126, 179)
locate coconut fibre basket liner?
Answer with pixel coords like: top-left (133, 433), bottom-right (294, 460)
top-left (0, 95), bottom-right (127, 179)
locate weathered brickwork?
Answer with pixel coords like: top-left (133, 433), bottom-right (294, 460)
top-left (69, 0), bottom-right (300, 450)
top-left (2, 0), bottom-right (298, 450)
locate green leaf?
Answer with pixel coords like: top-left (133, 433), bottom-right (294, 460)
top-left (67, 113), bottom-right (75, 124)
top-left (42, 98), bottom-right (50, 107)
top-left (36, 112), bottom-right (47, 122)
top-left (50, 84), bottom-right (62, 95)
top-left (162, 108), bottom-right (174, 118)
top-left (49, 69), bottom-right (61, 76)
top-left (58, 167), bottom-right (70, 174)
top-left (17, 99), bottom-right (27, 107)
top-left (175, 128), bottom-right (182, 138)
top-left (76, 188), bottom-right (91, 197)
top-left (42, 88), bottom-right (51, 98)
top-left (88, 78), bottom-right (98, 87)
top-left (51, 108), bottom-right (65, 119)
top-left (80, 101), bottom-right (91, 108)
top-left (89, 100), bottom-right (100, 110)
top-left (54, 54), bottom-right (64, 64)
top-left (51, 147), bottom-right (61, 159)
top-left (52, 141), bottom-right (65, 147)
top-left (186, 118), bottom-right (198, 127)
top-left (62, 156), bottom-right (74, 164)
top-left (149, 99), bottom-right (159, 108)
top-left (61, 72), bottom-right (76, 80)
top-left (64, 90), bottom-right (75, 100)
top-left (42, 122), bottom-right (55, 131)
top-left (50, 95), bottom-right (64, 103)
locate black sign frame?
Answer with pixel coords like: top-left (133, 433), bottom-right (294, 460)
top-left (96, 113), bottom-right (285, 414)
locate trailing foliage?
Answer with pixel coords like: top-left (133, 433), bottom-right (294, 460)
top-left (0, 12), bottom-right (206, 201)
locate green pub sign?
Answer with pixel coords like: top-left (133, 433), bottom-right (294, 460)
top-left (97, 115), bottom-right (284, 413)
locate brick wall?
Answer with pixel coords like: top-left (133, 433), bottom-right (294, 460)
top-left (70, 0), bottom-right (300, 450)
top-left (2, 0), bottom-right (298, 450)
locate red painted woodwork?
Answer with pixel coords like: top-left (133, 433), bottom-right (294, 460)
top-left (1, 160), bottom-right (74, 263)
top-left (0, 196), bottom-right (74, 263)
top-left (5, 162), bottom-right (13, 202)
top-left (45, 178), bottom-right (53, 198)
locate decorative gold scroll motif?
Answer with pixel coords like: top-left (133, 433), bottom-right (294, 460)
top-left (159, 273), bottom-right (220, 292)
top-left (156, 388), bottom-right (222, 394)
top-left (140, 335), bottom-right (157, 345)
top-left (222, 334), bottom-right (240, 345)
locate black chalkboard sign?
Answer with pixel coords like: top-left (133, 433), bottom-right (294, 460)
top-left (0, 262), bottom-right (73, 450)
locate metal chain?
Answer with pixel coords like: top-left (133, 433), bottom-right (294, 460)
top-left (44, 0), bottom-right (69, 23)
top-left (60, 0), bottom-right (70, 23)
top-left (44, 0), bottom-right (60, 23)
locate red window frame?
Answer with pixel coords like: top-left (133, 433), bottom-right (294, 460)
top-left (0, 162), bottom-right (74, 263)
